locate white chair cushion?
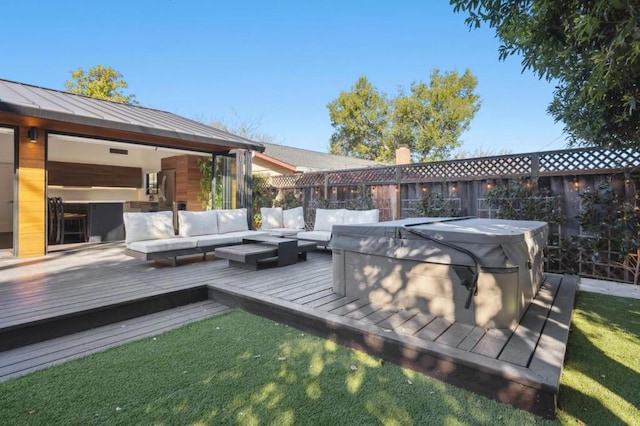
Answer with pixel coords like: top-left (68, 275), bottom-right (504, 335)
top-left (186, 234), bottom-right (243, 248)
top-left (260, 207), bottom-right (283, 229)
top-left (314, 209), bottom-right (345, 232)
top-left (283, 206), bottom-right (305, 229)
top-left (178, 210), bottom-right (218, 237)
top-left (123, 211), bottom-right (175, 244)
top-left (216, 208), bottom-right (249, 233)
top-left (266, 228), bottom-right (303, 238)
top-left (343, 209), bottom-right (380, 224)
top-left (297, 230), bottom-right (332, 242)
top-left (127, 237), bottom-right (196, 254)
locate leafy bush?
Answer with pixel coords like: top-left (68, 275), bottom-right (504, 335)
top-left (273, 191), bottom-right (301, 209)
top-left (346, 184), bottom-right (376, 210)
top-left (415, 191), bottom-right (462, 217)
top-left (484, 179), bottom-right (564, 223)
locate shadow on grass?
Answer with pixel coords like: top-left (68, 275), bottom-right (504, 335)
top-left (558, 293), bottom-right (640, 425)
top-left (1, 310), bottom-right (548, 425)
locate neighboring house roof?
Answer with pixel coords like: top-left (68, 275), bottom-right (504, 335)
top-left (256, 142), bottom-right (385, 172)
top-left (0, 78), bottom-right (264, 153)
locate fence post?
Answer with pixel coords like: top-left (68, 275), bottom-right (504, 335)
top-left (531, 153), bottom-right (540, 183)
top-left (395, 165), bottom-right (402, 219)
top-left (324, 173), bottom-right (329, 200)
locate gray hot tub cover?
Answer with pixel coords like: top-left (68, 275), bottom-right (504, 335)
top-left (328, 217), bottom-right (548, 269)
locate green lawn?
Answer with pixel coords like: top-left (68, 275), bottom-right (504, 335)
top-left (556, 292), bottom-right (640, 425)
top-left (1, 292), bottom-right (638, 425)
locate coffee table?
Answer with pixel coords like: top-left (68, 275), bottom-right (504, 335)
top-left (214, 236), bottom-right (318, 270)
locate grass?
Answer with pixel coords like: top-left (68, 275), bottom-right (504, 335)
top-left (1, 292), bottom-right (638, 425)
top-left (556, 292), bottom-right (640, 425)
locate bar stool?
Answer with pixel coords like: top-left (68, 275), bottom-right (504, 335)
top-left (54, 198), bottom-right (88, 244)
top-left (61, 212), bottom-right (88, 244)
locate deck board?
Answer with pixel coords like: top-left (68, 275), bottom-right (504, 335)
top-left (435, 322), bottom-right (476, 347)
top-left (0, 300), bottom-right (230, 382)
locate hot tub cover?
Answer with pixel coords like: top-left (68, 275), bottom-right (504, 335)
top-left (328, 217), bottom-right (548, 269)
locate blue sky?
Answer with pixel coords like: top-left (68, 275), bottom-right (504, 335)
top-left (1, 1), bottom-right (568, 156)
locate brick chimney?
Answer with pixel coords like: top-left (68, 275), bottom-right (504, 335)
top-left (396, 144), bottom-right (411, 164)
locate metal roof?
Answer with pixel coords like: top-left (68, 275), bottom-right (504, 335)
top-left (260, 142), bottom-right (386, 171)
top-left (0, 78), bottom-right (264, 152)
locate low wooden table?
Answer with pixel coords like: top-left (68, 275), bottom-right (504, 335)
top-left (214, 237), bottom-right (318, 270)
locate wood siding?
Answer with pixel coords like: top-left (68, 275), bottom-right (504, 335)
top-left (17, 126), bottom-right (45, 257)
top-left (161, 155), bottom-right (205, 211)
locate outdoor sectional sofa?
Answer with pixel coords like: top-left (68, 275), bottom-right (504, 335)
top-left (123, 208), bottom-right (268, 265)
top-left (297, 208), bottom-right (380, 247)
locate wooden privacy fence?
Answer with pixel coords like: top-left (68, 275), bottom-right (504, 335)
top-left (267, 147), bottom-right (640, 283)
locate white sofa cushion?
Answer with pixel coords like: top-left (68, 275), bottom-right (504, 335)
top-left (193, 230), bottom-right (268, 247)
top-left (283, 206), bottom-right (305, 229)
top-left (267, 228), bottom-right (303, 238)
top-left (343, 209), bottom-right (380, 224)
top-left (314, 209), bottom-right (345, 232)
top-left (178, 210), bottom-right (218, 237)
top-left (127, 237), bottom-right (197, 254)
top-left (216, 208), bottom-right (249, 234)
top-left (260, 207), bottom-right (283, 229)
top-left (123, 211), bottom-right (175, 244)
top-left (297, 230), bottom-right (332, 242)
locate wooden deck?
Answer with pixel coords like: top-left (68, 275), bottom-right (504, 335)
top-left (0, 244), bottom-right (576, 419)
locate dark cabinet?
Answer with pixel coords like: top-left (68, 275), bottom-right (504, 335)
top-left (88, 203), bottom-right (124, 242)
top-left (49, 162), bottom-right (142, 188)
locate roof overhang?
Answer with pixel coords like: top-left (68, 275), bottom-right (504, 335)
top-left (0, 79), bottom-right (265, 154)
top-left (254, 152), bottom-right (297, 172)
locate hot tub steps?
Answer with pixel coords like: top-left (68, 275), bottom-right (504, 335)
top-left (208, 273), bottom-right (577, 419)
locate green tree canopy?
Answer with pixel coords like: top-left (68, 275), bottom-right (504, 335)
top-left (64, 65), bottom-right (138, 105)
top-left (327, 71), bottom-right (480, 163)
top-left (392, 69), bottom-right (480, 161)
top-left (450, 0), bottom-right (640, 149)
top-left (327, 76), bottom-right (390, 161)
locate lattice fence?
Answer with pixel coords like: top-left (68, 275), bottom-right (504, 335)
top-left (539, 148), bottom-right (640, 174)
top-left (270, 147), bottom-right (640, 188)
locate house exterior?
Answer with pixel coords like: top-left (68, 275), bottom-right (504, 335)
top-left (0, 78), bottom-right (263, 259)
top-left (253, 142), bottom-right (384, 176)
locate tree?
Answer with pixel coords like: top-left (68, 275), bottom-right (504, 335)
top-left (450, 0), bottom-right (640, 149)
top-left (209, 114), bottom-right (275, 144)
top-left (327, 76), bottom-right (391, 162)
top-left (392, 69), bottom-right (480, 162)
top-left (327, 72), bottom-right (480, 163)
top-left (64, 65), bottom-right (138, 105)
top-left (454, 146), bottom-right (512, 159)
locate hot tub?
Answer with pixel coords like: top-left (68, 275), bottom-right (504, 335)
top-left (329, 217), bottom-right (548, 330)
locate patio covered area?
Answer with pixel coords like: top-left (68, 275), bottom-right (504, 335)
top-left (0, 246), bottom-right (576, 419)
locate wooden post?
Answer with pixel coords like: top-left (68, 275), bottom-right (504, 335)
top-left (395, 165), bottom-right (402, 220)
top-left (17, 126), bottom-right (46, 257)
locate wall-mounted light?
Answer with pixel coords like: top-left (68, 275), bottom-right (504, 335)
top-left (486, 179), bottom-right (494, 189)
top-left (421, 185), bottom-right (427, 193)
top-left (394, 185), bottom-right (399, 193)
top-left (572, 176), bottom-right (580, 189)
top-left (28, 127), bottom-right (38, 143)
top-left (451, 182), bottom-right (458, 192)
